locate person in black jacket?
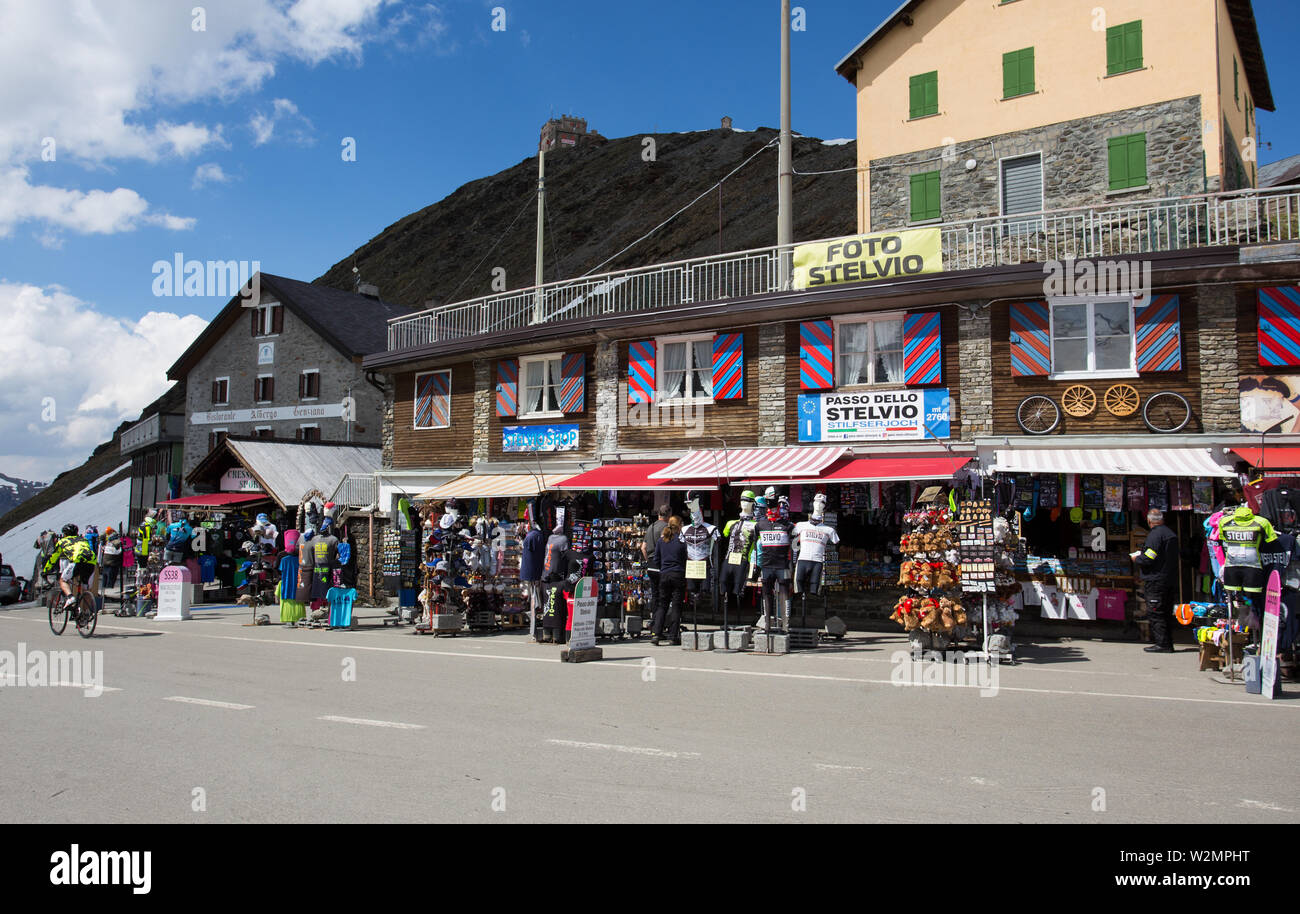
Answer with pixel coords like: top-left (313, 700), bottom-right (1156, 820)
top-left (1132, 508), bottom-right (1178, 653)
top-left (652, 516), bottom-right (686, 646)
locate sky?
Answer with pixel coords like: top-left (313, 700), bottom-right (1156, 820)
top-left (0, 0), bottom-right (1297, 483)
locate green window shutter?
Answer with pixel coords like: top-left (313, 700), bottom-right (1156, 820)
top-left (1126, 132), bottom-right (1147, 187)
top-left (1108, 137), bottom-right (1127, 190)
top-left (1124, 21), bottom-right (1143, 71)
top-left (1106, 26), bottom-right (1124, 75)
top-left (1004, 48), bottom-right (1034, 97)
top-left (910, 171), bottom-right (941, 221)
top-left (1108, 133), bottom-right (1147, 189)
top-left (909, 71), bottom-right (938, 118)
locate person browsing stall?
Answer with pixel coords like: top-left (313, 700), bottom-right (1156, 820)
top-left (1131, 508), bottom-right (1179, 653)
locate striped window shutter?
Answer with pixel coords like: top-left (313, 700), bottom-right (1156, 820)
top-left (1134, 295), bottom-right (1183, 372)
top-left (1259, 286), bottom-right (1300, 367)
top-left (415, 372), bottom-right (450, 429)
top-left (496, 359), bottom-right (518, 417)
top-left (902, 312), bottom-right (942, 386)
top-left (1009, 301), bottom-right (1051, 377)
top-left (558, 353), bottom-right (585, 413)
top-left (712, 332), bottom-right (744, 400)
top-left (800, 321), bottom-right (834, 390)
top-left (628, 341), bottom-right (656, 404)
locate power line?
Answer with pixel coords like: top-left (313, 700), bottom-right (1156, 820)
top-left (440, 194), bottom-right (536, 304)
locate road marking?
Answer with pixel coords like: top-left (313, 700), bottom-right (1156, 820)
top-left (1239, 798), bottom-right (1294, 813)
top-left (547, 739), bottom-right (700, 759)
top-left (815, 763), bottom-right (868, 771)
top-left (318, 715), bottom-right (425, 730)
top-left (163, 696), bottom-right (253, 710)
top-left (0, 675), bottom-right (120, 692)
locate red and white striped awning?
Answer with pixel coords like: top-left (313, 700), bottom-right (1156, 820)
top-left (647, 446), bottom-right (847, 481)
top-left (992, 447), bottom-right (1235, 478)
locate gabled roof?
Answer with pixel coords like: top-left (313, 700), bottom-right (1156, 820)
top-left (1260, 154), bottom-right (1300, 188)
top-left (167, 272), bottom-right (409, 380)
top-left (186, 436), bottom-right (381, 509)
top-left (835, 0), bottom-right (1274, 111)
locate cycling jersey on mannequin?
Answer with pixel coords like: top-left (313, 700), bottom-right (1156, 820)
top-left (1220, 506), bottom-right (1277, 594)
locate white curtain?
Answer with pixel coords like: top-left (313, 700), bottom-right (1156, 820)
top-left (661, 342), bottom-right (687, 399)
top-left (874, 320), bottom-right (904, 385)
top-left (691, 340), bottom-right (714, 397)
top-left (525, 360), bottom-right (544, 413)
top-left (547, 357), bottom-right (563, 411)
top-left (840, 324), bottom-right (868, 385)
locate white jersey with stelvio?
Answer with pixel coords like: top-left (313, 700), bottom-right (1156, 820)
top-left (793, 521), bottom-right (839, 563)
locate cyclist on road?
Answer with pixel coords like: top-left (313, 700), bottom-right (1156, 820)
top-left (42, 524), bottom-right (98, 612)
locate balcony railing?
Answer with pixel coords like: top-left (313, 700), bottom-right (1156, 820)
top-left (331, 473), bottom-right (378, 509)
top-left (387, 184), bottom-right (1300, 351)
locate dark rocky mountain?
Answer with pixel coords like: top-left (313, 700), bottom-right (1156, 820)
top-left (316, 127), bottom-right (857, 309)
top-left (0, 474), bottom-right (46, 518)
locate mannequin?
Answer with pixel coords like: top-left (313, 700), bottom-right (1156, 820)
top-left (1216, 504), bottom-right (1278, 611)
top-left (721, 490), bottom-right (759, 620)
top-left (679, 492), bottom-right (719, 601)
top-left (753, 492), bottom-right (793, 632)
top-left (520, 518), bottom-right (547, 640)
top-left (792, 492), bottom-right (839, 601)
top-left (540, 521), bottom-right (571, 643)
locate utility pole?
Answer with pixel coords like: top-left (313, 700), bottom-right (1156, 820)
top-left (778, 0), bottom-right (794, 289)
top-left (533, 146), bottom-right (546, 324)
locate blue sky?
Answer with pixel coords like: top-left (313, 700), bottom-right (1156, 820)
top-left (0, 0), bottom-right (1296, 481)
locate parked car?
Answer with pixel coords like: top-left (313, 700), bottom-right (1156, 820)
top-left (0, 565), bottom-right (20, 604)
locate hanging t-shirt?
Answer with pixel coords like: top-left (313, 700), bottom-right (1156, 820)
top-left (792, 521), bottom-right (839, 563)
top-left (311, 534), bottom-right (339, 570)
top-left (216, 553), bottom-right (235, 587)
top-left (521, 528), bottom-right (547, 581)
top-left (543, 533), bottom-right (569, 581)
top-left (121, 535), bottom-right (136, 569)
top-left (283, 528), bottom-right (300, 555)
top-left (279, 554), bottom-right (300, 601)
top-left (1259, 487), bottom-right (1300, 532)
top-left (755, 518), bottom-right (792, 570)
top-left (258, 523), bottom-right (279, 549)
top-left (1260, 531), bottom-right (1300, 590)
top-left (197, 554), bottom-right (217, 583)
top-left (679, 523), bottom-right (717, 562)
top-left (166, 520), bottom-right (192, 551)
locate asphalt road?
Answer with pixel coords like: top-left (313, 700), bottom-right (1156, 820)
top-left (1, 600), bottom-right (1296, 823)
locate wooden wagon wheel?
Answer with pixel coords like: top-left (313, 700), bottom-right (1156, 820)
top-left (1104, 383), bottom-right (1140, 417)
top-left (1061, 385), bottom-right (1097, 418)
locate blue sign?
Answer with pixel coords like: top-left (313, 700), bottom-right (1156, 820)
top-left (502, 424), bottom-right (580, 453)
top-left (798, 389), bottom-right (951, 442)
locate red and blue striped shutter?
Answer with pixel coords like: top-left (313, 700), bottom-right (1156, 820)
top-left (628, 341), bottom-right (656, 405)
top-left (800, 321), bottom-right (834, 390)
top-left (1134, 294), bottom-right (1183, 372)
top-left (1258, 286), bottom-right (1300, 367)
top-left (1009, 301), bottom-right (1051, 377)
top-left (415, 371), bottom-right (450, 428)
top-left (496, 359), bottom-right (518, 417)
top-left (559, 352), bottom-right (585, 413)
top-left (712, 332), bottom-right (743, 400)
top-left (902, 312), bottom-right (942, 386)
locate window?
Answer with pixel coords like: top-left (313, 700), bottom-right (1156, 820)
top-left (909, 71), bottom-right (938, 119)
top-left (910, 170), bottom-right (941, 222)
top-left (211, 378), bottom-right (229, 405)
top-left (1050, 299), bottom-right (1134, 377)
top-left (251, 302), bottom-right (283, 337)
top-left (254, 427), bottom-right (274, 440)
top-left (657, 335), bottom-right (714, 402)
top-left (520, 354), bottom-right (563, 417)
top-left (836, 314), bottom-right (906, 387)
top-left (254, 375), bottom-right (275, 403)
top-left (299, 370), bottom-right (320, 400)
top-left (414, 370), bottom-right (452, 430)
top-left (207, 429), bottom-right (228, 452)
top-left (1106, 20), bottom-right (1143, 75)
top-left (1108, 132), bottom-right (1147, 190)
top-left (296, 425), bottom-right (321, 442)
top-left (1002, 47), bottom-right (1035, 98)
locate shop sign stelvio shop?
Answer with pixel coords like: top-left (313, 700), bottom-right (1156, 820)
top-left (502, 424), bottom-right (580, 453)
top-left (798, 389), bottom-right (951, 442)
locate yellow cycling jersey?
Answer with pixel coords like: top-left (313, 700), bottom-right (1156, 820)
top-left (43, 535), bottom-right (98, 572)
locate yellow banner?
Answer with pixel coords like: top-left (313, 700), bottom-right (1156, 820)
top-left (792, 228), bottom-right (943, 291)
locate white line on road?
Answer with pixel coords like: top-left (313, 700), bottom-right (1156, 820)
top-left (815, 763), bottom-right (868, 771)
top-left (163, 696), bottom-right (254, 710)
top-left (547, 739), bottom-right (701, 759)
top-left (0, 674), bottom-right (121, 692)
top-left (318, 715), bottom-right (425, 730)
top-left (1239, 798), bottom-right (1294, 813)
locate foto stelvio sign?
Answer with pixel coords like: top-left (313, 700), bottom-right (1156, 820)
top-left (792, 228), bottom-right (943, 290)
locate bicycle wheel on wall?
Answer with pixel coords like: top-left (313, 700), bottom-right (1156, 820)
top-left (1143, 391), bottom-right (1191, 433)
top-left (1017, 396), bottom-right (1061, 435)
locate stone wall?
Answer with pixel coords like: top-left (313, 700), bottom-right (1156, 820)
top-left (957, 304), bottom-right (993, 438)
top-left (472, 360), bottom-right (491, 464)
top-left (1197, 285), bottom-right (1240, 433)
top-left (757, 323), bottom-right (786, 446)
top-left (380, 377), bottom-right (395, 469)
top-left (870, 96), bottom-right (1206, 229)
top-left (594, 341), bottom-right (619, 455)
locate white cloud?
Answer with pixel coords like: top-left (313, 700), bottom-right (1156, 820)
top-left (0, 281), bottom-right (206, 481)
top-left (192, 162), bottom-right (232, 189)
top-left (250, 98), bottom-right (315, 147)
top-left (0, 167), bottom-right (193, 242)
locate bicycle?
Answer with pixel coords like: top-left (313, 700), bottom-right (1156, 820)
top-left (47, 579), bottom-right (98, 638)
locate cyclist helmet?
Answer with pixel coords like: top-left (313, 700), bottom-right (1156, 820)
top-left (62, 523), bottom-right (78, 537)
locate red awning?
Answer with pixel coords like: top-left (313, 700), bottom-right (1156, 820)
top-left (1230, 448), bottom-right (1300, 471)
top-left (734, 454), bottom-right (972, 485)
top-left (157, 493), bottom-right (270, 508)
top-left (648, 446), bottom-right (847, 481)
top-left (553, 463), bottom-right (718, 491)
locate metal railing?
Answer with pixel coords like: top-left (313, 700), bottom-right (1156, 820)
top-left (387, 184), bottom-right (1300, 351)
top-left (331, 473), bottom-right (378, 509)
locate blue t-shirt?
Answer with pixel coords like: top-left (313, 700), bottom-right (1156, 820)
top-left (198, 555), bottom-right (217, 583)
top-left (521, 528), bottom-right (547, 581)
top-left (166, 520), bottom-right (192, 550)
